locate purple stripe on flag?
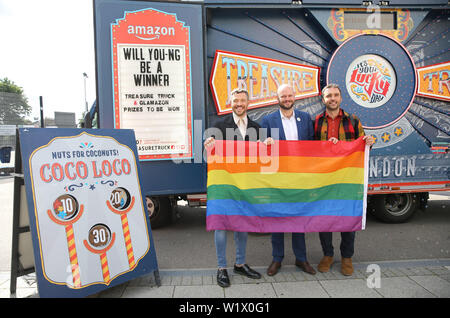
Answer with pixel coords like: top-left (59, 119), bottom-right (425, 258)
top-left (206, 214), bottom-right (363, 233)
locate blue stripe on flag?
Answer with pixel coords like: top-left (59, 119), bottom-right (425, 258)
top-left (207, 199), bottom-right (363, 217)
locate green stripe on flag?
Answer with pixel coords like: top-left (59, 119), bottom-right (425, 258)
top-left (207, 183), bottom-right (364, 204)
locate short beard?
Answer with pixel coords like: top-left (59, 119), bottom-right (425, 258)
top-left (325, 103), bottom-right (339, 111)
top-left (279, 103), bottom-right (294, 110)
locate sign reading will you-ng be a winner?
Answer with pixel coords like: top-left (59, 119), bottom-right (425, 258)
top-left (112, 8), bottom-right (193, 161)
top-left (19, 128), bottom-right (158, 298)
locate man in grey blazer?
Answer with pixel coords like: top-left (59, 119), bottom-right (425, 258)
top-left (261, 84), bottom-right (316, 276)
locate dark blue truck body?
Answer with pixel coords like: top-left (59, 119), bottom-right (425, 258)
top-left (94, 0), bottom-right (449, 225)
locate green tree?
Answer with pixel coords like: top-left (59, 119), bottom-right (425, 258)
top-left (0, 78), bottom-right (32, 125)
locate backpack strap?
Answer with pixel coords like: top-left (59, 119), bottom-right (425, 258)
top-left (314, 113), bottom-right (325, 140)
top-left (349, 114), bottom-right (360, 139)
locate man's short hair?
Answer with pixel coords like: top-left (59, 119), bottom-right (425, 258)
top-left (321, 83), bottom-right (341, 96)
top-left (231, 88), bottom-right (249, 100)
top-left (277, 84), bottom-right (294, 97)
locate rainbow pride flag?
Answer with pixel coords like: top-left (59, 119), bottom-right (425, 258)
top-left (206, 138), bottom-right (369, 233)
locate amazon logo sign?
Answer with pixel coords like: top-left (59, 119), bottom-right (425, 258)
top-left (127, 25), bottom-right (175, 40)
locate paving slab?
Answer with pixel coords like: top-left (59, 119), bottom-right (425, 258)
top-left (272, 281), bottom-right (329, 298)
top-left (408, 275), bottom-right (450, 298)
top-left (121, 285), bottom-right (174, 298)
top-left (375, 277), bottom-right (436, 298)
top-left (224, 283), bottom-right (276, 298)
top-left (174, 285), bottom-right (224, 298)
top-left (318, 279), bottom-right (382, 298)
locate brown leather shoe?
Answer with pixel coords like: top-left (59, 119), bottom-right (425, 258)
top-left (341, 257), bottom-right (354, 276)
top-left (318, 256), bottom-right (334, 273)
top-left (295, 260), bottom-right (316, 275)
top-left (266, 261), bottom-right (281, 276)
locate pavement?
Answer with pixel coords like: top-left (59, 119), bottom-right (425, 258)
top-left (1, 174), bottom-right (449, 299)
top-left (1, 258), bottom-right (450, 298)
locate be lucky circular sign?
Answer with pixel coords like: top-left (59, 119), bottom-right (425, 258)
top-left (345, 54), bottom-right (396, 109)
top-left (327, 34), bottom-right (417, 129)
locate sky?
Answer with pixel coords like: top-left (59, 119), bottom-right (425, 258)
top-left (0, 0), bottom-right (96, 123)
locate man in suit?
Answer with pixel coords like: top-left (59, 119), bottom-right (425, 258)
top-left (261, 84), bottom-right (316, 276)
top-left (204, 88), bottom-right (262, 288)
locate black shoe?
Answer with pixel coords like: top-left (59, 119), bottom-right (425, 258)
top-left (217, 269), bottom-right (230, 288)
top-left (233, 264), bottom-right (262, 279)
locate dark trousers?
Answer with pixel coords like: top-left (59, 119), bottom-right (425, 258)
top-left (319, 232), bottom-right (356, 258)
top-left (271, 233), bottom-right (307, 262)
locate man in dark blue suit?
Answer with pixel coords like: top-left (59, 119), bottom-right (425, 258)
top-left (261, 84), bottom-right (316, 276)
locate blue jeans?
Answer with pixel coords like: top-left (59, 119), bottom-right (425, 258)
top-left (271, 233), bottom-right (307, 263)
top-left (319, 232), bottom-right (355, 258)
top-left (215, 230), bottom-right (248, 268)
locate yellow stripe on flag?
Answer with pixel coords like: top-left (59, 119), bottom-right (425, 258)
top-left (207, 167), bottom-right (364, 190)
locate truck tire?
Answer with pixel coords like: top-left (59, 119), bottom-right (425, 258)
top-left (145, 196), bottom-right (172, 229)
top-left (370, 193), bottom-right (419, 223)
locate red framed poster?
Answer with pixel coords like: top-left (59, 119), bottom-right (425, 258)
top-left (111, 8), bottom-right (193, 160)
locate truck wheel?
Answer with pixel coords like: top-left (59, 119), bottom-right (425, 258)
top-left (370, 193), bottom-right (419, 223)
top-left (145, 196), bottom-right (172, 229)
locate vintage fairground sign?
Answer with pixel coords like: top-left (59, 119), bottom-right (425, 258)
top-left (416, 61), bottom-right (450, 102)
top-left (210, 50), bottom-right (320, 115)
top-left (345, 54), bottom-right (396, 108)
top-left (326, 8), bottom-right (414, 43)
top-left (111, 8), bottom-right (193, 160)
top-left (19, 128), bottom-right (158, 297)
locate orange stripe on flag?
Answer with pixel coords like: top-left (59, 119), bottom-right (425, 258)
top-left (208, 151), bottom-right (364, 174)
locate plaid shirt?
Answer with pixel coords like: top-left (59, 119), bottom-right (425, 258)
top-left (314, 108), bottom-right (365, 141)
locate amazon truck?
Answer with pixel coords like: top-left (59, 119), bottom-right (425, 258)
top-left (92, 0), bottom-right (449, 227)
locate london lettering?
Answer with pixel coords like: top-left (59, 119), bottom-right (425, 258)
top-left (369, 157), bottom-right (416, 178)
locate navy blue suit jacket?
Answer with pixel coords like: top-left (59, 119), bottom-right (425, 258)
top-left (261, 109), bottom-right (314, 141)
